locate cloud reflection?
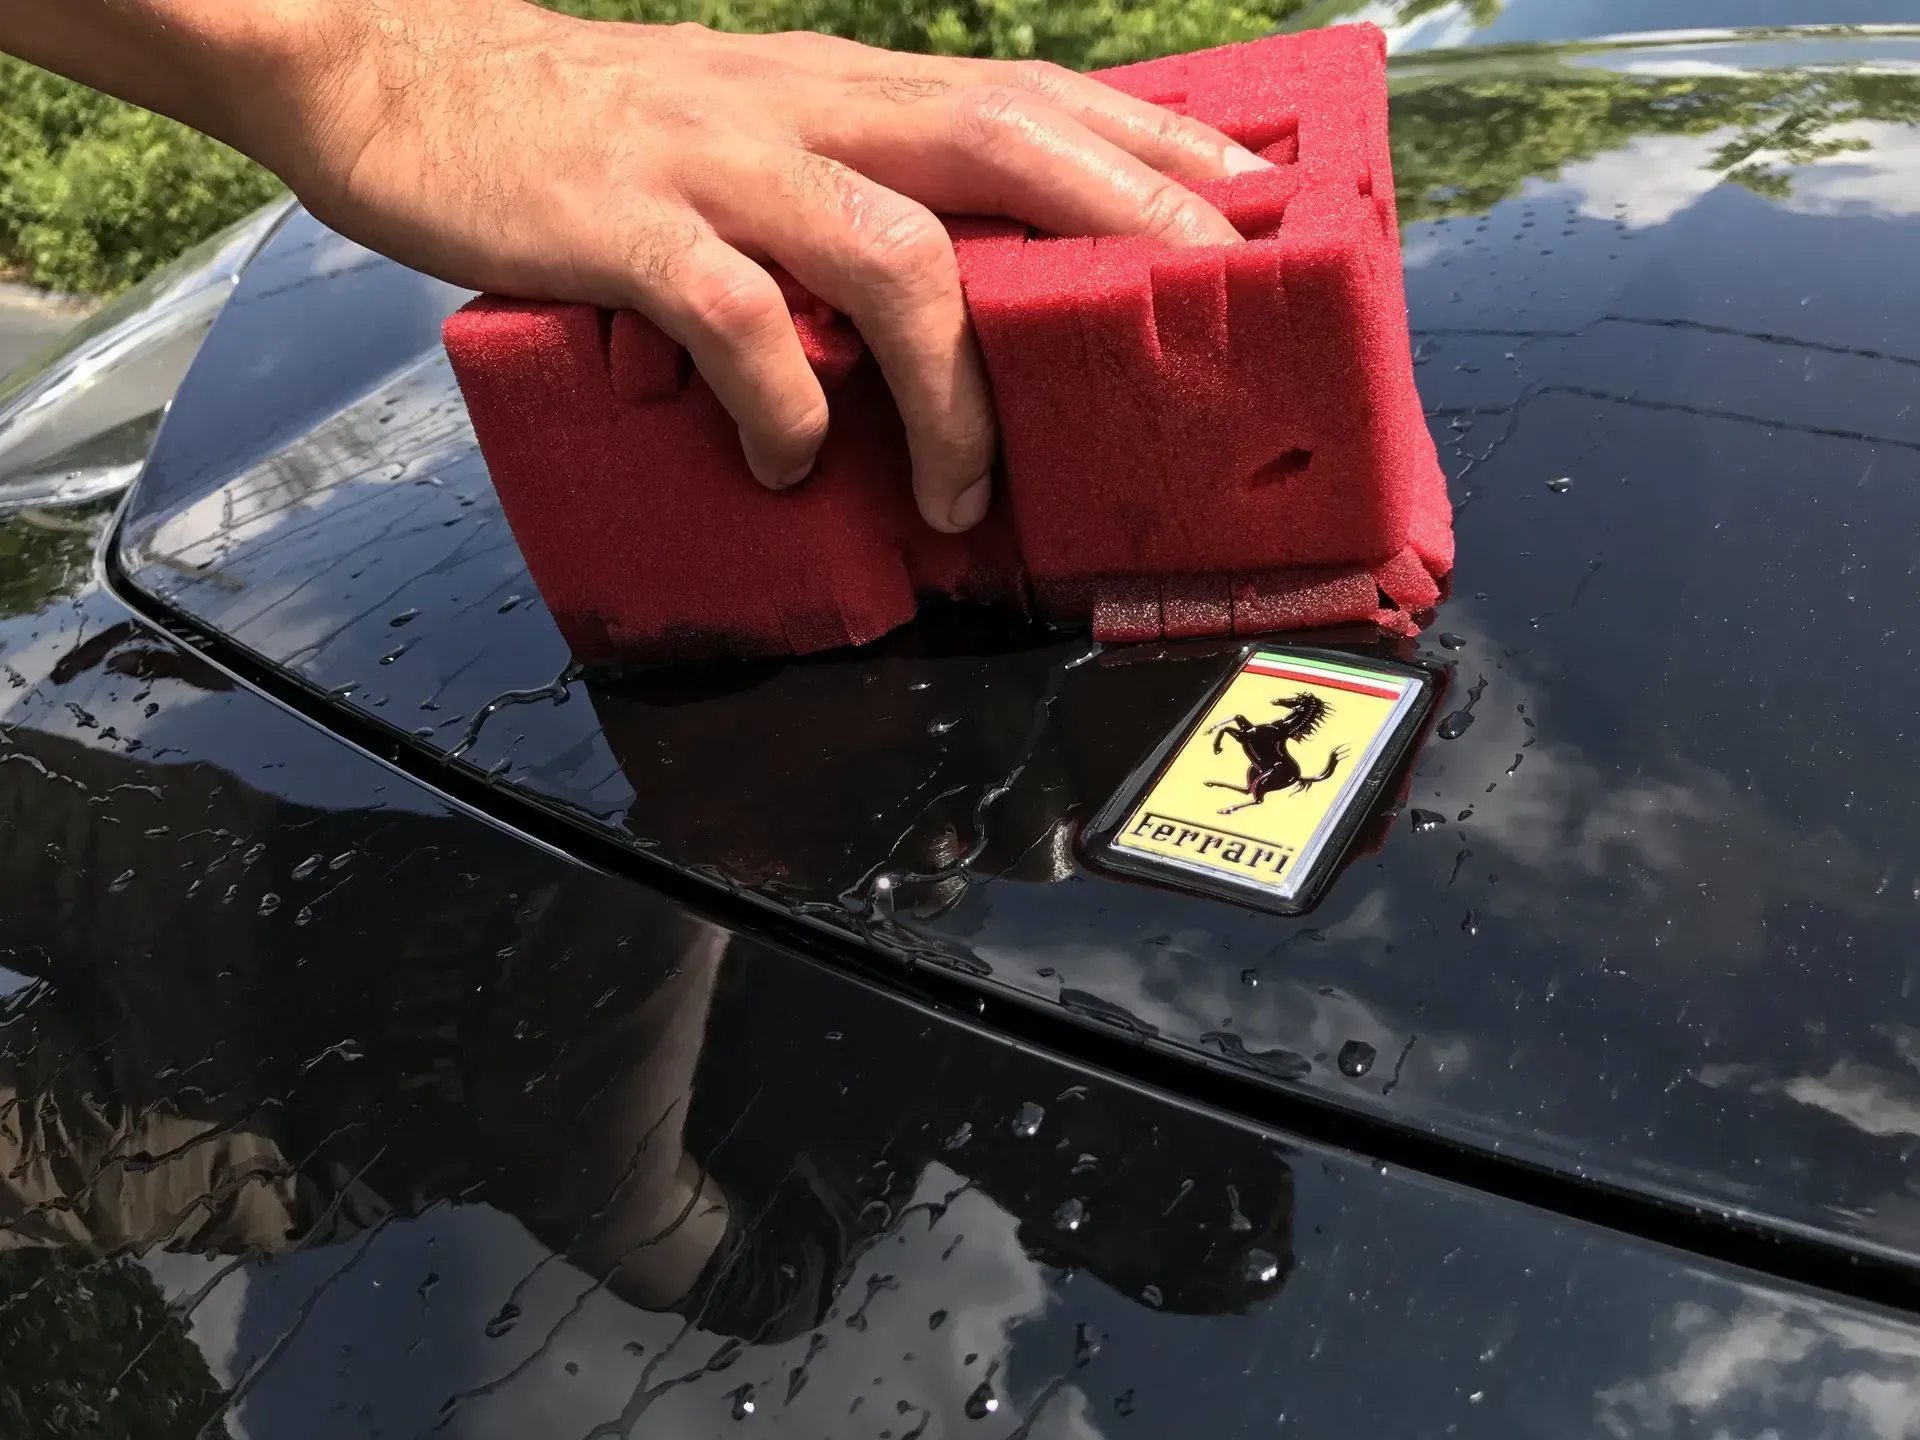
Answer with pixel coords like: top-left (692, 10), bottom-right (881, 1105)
top-left (1599, 1296), bottom-right (1920, 1439)
top-left (1421, 616), bottom-right (1895, 973)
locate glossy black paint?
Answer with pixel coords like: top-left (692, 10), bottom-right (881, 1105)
top-left (116, 33), bottom-right (1920, 1283)
top-left (5, 515), bottom-right (1920, 1432)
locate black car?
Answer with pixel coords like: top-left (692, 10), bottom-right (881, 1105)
top-left (5, 16), bottom-right (1920, 1439)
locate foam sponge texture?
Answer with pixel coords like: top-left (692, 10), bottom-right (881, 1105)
top-left (444, 24), bottom-right (1451, 664)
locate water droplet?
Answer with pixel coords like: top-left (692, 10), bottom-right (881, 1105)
top-left (389, 608), bottom-right (420, 627)
top-left (1461, 909), bottom-right (1480, 937)
top-left (1053, 1198), bottom-right (1087, 1232)
top-left (294, 906), bottom-right (314, 928)
top-left (729, 1385), bottom-right (757, 1420)
top-left (1114, 1389), bottom-right (1138, 1416)
top-left (1227, 1183), bottom-right (1252, 1232)
top-left (497, 594), bottom-right (523, 614)
top-left (1337, 1040), bottom-right (1377, 1077)
top-left (329, 851), bottom-right (352, 871)
top-left (943, 1122), bottom-right (972, 1151)
top-left (1140, 1285), bottom-right (1163, 1309)
top-left (1011, 1102), bottom-right (1045, 1138)
top-left (242, 842), bottom-right (267, 867)
top-left (623, 1341), bottom-right (645, 1356)
top-left (292, 855), bottom-right (322, 880)
top-left (929, 1309), bottom-right (948, 1330)
top-left (1437, 710), bottom-right (1475, 740)
top-left (564, 1361), bottom-right (579, 1376)
top-left (964, 1382), bottom-right (1000, 1419)
top-left (109, 869), bottom-right (135, 893)
top-left (1457, 808), bottom-right (1474, 822)
top-left (483, 1302), bottom-right (520, 1339)
top-left (1240, 967), bottom-right (1260, 987)
top-left (1074, 1322), bottom-right (1103, 1367)
top-left (1242, 1248), bottom-right (1282, 1284)
top-left (927, 714), bottom-right (959, 737)
top-left (1469, 1390), bottom-right (1485, 1404)
top-left (1546, 476), bottom-right (1572, 493)
top-left (1409, 809), bottom-right (1445, 834)
top-left (380, 646), bottom-right (407, 666)
top-left (418, 1271), bottom-right (440, 1300)
top-left (1200, 1031), bottom-right (1311, 1079)
top-left (257, 893), bottom-right (282, 917)
top-left (1438, 632), bottom-right (1466, 649)
top-left (907, 679), bottom-right (932, 692)
top-left (1071, 1152), bottom-right (1098, 1176)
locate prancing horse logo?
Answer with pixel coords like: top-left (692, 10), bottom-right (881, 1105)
top-left (1205, 692), bottom-right (1349, 815)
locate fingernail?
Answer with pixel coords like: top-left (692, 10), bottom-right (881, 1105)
top-left (1223, 145), bottom-right (1276, 175)
top-left (946, 475), bottom-right (991, 531)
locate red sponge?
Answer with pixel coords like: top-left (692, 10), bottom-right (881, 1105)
top-left (444, 24), bottom-right (1450, 664)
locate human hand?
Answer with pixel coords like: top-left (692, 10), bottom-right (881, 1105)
top-left (279, 2), bottom-right (1268, 531)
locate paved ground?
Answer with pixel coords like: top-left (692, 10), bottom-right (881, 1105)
top-left (0, 287), bottom-right (90, 380)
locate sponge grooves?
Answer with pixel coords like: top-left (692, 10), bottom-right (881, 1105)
top-left (443, 24), bottom-right (1451, 664)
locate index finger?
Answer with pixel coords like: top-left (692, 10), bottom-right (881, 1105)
top-left (844, 56), bottom-right (1274, 184)
top-left (966, 58), bottom-right (1278, 182)
top-left (826, 86), bottom-right (1245, 248)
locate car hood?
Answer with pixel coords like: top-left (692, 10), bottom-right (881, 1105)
top-left (116, 28), bottom-right (1920, 1275)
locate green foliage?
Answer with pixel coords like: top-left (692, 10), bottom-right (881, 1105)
top-left (0, 1248), bottom-right (229, 1438)
top-left (0, 57), bottom-right (283, 296)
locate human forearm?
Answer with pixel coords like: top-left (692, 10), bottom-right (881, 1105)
top-left (0, 0), bottom-right (363, 172)
top-left (0, 0), bottom-right (1267, 532)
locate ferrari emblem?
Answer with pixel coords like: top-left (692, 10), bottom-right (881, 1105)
top-left (1088, 649), bottom-right (1434, 913)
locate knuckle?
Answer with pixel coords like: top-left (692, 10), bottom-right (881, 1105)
top-left (778, 152), bottom-right (955, 293)
top-left (620, 215), bottom-right (705, 293)
top-left (1008, 59), bottom-right (1073, 101)
top-left (863, 72), bottom-right (954, 104)
top-left (954, 85), bottom-right (1039, 150)
top-left (1136, 178), bottom-right (1213, 242)
top-left (684, 264), bottom-right (788, 348)
top-left (1146, 107), bottom-right (1207, 154)
top-left (783, 149), bottom-right (860, 208)
top-left (853, 207), bottom-right (954, 289)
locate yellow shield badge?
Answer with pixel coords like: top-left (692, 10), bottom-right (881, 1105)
top-left (1086, 648), bottom-right (1435, 913)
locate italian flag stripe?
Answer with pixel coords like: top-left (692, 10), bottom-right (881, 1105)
top-left (1243, 657), bottom-right (1407, 701)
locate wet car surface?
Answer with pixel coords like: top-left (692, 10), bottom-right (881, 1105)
top-left (9, 15), bottom-right (1920, 1438)
top-left (9, 532), bottom-right (1920, 1434)
top-left (117, 28), bottom-right (1920, 1276)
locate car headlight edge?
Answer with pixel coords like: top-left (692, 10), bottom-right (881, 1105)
top-left (0, 196), bottom-right (297, 515)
